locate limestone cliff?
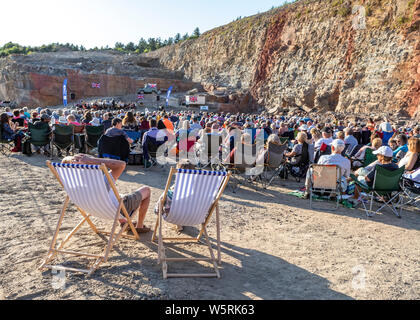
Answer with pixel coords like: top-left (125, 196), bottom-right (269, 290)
top-left (146, 0), bottom-right (420, 117)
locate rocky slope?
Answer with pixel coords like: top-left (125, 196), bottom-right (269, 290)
top-left (0, 51), bottom-right (202, 107)
top-left (146, 0), bottom-right (420, 117)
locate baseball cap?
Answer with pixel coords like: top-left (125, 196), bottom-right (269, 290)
top-left (373, 146), bottom-right (393, 158)
top-left (299, 124), bottom-right (308, 131)
top-left (331, 139), bottom-right (345, 149)
top-left (41, 114), bottom-right (51, 120)
top-left (322, 127), bottom-right (333, 134)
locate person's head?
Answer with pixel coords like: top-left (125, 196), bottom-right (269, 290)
top-left (67, 114), bottom-right (76, 123)
top-left (211, 123), bottom-right (220, 132)
top-left (372, 138), bottom-right (383, 150)
top-left (149, 119), bottom-right (157, 128)
top-left (299, 124), bottom-right (308, 132)
top-left (176, 160), bottom-right (196, 170)
top-left (13, 109), bottom-right (20, 118)
top-left (311, 128), bottom-right (321, 141)
top-left (331, 139), bottom-right (345, 154)
top-left (241, 133), bottom-right (252, 144)
top-left (388, 139), bottom-right (397, 150)
top-left (373, 146), bottom-right (393, 164)
top-left (344, 127), bottom-right (353, 137)
top-left (336, 131), bottom-right (345, 140)
top-left (322, 127), bottom-right (333, 138)
top-left (103, 113), bottom-right (109, 120)
top-left (267, 134), bottom-right (280, 145)
top-left (0, 113), bottom-right (10, 125)
top-left (296, 132), bottom-right (307, 144)
top-left (123, 111), bottom-right (136, 125)
top-left (40, 114), bottom-right (51, 123)
top-left (397, 134), bottom-right (408, 146)
top-left (112, 118), bottom-right (123, 129)
top-left (32, 112), bottom-right (39, 119)
top-left (408, 137), bottom-right (420, 154)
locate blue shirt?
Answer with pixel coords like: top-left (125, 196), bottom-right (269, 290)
top-left (393, 144), bottom-right (408, 157)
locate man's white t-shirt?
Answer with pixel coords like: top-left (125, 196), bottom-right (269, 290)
top-left (314, 137), bottom-right (333, 149)
top-left (380, 122), bottom-right (393, 133)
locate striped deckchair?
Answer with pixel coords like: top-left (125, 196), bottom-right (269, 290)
top-left (39, 161), bottom-right (140, 276)
top-left (152, 168), bottom-right (231, 279)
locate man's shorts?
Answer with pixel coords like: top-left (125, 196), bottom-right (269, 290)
top-left (122, 190), bottom-right (143, 217)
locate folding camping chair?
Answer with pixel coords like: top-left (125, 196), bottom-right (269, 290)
top-left (195, 134), bottom-right (223, 170)
top-left (39, 161), bottom-right (140, 276)
top-left (51, 124), bottom-right (74, 158)
top-left (223, 143), bottom-right (258, 192)
top-left (71, 124), bottom-right (85, 152)
top-left (363, 148), bottom-right (377, 167)
top-left (85, 125), bottom-right (104, 154)
top-left (152, 168), bottom-right (231, 278)
top-left (399, 177), bottom-right (420, 211)
top-left (28, 122), bottom-right (51, 156)
top-left (0, 126), bottom-right (14, 157)
top-left (259, 142), bottom-right (288, 189)
top-left (351, 166), bottom-right (405, 218)
top-left (309, 164), bottom-right (343, 210)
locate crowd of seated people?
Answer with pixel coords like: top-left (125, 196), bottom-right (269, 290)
top-left (3, 104), bottom-right (420, 208)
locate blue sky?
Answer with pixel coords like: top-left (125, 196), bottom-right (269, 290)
top-left (1, 0), bottom-right (288, 49)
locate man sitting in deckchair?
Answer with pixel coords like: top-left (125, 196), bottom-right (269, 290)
top-left (62, 154), bottom-right (151, 234)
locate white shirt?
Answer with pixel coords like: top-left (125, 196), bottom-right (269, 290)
top-left (380, 122), bottom-right (392, 133)
top-left (314, 137), bottom-right (333, 149)
top-left (318, 153), bottom-right (351, 178)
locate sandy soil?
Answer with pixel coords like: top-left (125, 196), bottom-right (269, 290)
top-left (0, 153), bottom-right (419, 300)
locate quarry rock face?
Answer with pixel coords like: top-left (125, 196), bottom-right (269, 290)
top-left (0, 51), bottom-right (202, 107)
top-left (146, 0), bottom-right (420, 117)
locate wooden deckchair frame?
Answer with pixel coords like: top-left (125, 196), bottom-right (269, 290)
top-left (39, 161), bottom-right (140, 277)
top-left (152, 167), bottom-right (231, 279)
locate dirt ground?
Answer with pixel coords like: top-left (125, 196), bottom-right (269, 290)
top-left (0, 153), bottom-right (419, 300)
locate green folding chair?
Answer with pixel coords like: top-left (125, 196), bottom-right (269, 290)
top-left (85, 125), bottom-right (104, 154)
top-left (51, 124), bottom-right (74, 158)
top-left (279, 137), bottom-right (289, 145)
top-left (352, 165), bottom-right (405, 218)
top-left (28, 122), bottom-right (51, 156)
top-left (363, 148), bottom-right (377, 167)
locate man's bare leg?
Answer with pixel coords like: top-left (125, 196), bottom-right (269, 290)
top-left (136, 187), bottom-right (151, 229)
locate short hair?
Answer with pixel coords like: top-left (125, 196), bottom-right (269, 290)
top-left (344, 127), bottom-right (353, 135)
top-left (149, 119), bottom-right (157, 128)
top-left (267, 134), bottom-right (280, 145)
top-left (336, 131), bottom-right (345, 140)
top-left (297, 132), bottom-right (307, 143)
top-left (112, 118), bottom-right (122, 126)
top-left (372, 138), bottom-right (383, 149)
top-left (397, 134), bottom-right (408, 145)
